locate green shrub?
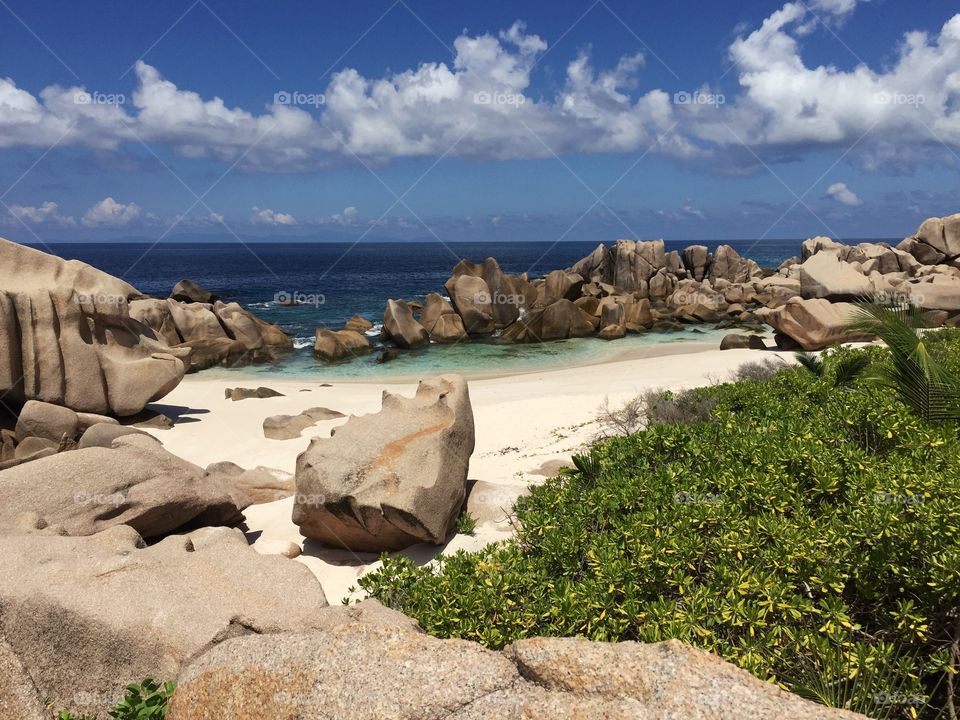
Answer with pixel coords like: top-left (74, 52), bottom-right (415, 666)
top-left (455, 511), bottom-right (478, 536)
top-left (360, 340), bottom-right (960, 716)
top-left (57, 679), bottom-right (175, 720)
top-left (108, 679), bottom-right (174, 720)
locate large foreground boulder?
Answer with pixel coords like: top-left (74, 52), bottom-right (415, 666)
top-left (293, 375), bottom-right (474, 551)
top-left (167, 611), bottom-right (862, 720)
top-left (756, 298), bottom-right (873, 350)
top-left (0, 434), bottom-right (243, 538)
top-left (0, 238), bottom-right (187, 415)
top-left (0, 525), bottom-right (328, 716)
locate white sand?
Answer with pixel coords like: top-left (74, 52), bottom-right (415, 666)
top-left (141, 338), bottom-right (795, 603)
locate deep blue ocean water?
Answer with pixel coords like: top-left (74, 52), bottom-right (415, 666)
top-left (37, 239), bottom-right (830, 378)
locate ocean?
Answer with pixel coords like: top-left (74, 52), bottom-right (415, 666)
top-left (42, 239), bottom-right (815, 378)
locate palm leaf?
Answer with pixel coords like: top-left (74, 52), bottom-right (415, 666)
top-left (847, 300), bottom-right (960, 421)
top-left (795, 351), bottom-right (825, 377)
top-left (832, 355), bottom-right (871, 388)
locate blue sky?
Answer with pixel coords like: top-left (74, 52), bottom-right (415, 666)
top-left (0, 0), bottom-right (958, 243)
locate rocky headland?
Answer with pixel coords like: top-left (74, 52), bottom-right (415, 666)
top-left (306, 213), bottom-right (960, 363)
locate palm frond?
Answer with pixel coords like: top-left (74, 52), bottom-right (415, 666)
top-left (795, 351), bottom-right (825, 377)
top-left (833, 355), bottom-right (871, 388)
top-left (847, 300), bottom-right (960, 422)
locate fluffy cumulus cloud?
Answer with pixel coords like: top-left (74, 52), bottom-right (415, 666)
top-left (329, 206), bottom-right (358, 224)
top-left (826, 182), bottom-right (863, 206)
top-left (0, 4), bottom-right (958, 176)
top-left (694, 1), bottom-right (960, 171)
top-left (7, 201), bottom-right (75, 226)
top-left (252, 206), bottom-right (297, 225)
top-left (81, 197), bottom-right (142, 227)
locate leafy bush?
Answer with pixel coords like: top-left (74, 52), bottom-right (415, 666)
top-left (58, 679), bottom-right (175, 720)
top-left (360, 339), bottom-right (960, 716)
top-left (455, 511), bottom-right (478, 535)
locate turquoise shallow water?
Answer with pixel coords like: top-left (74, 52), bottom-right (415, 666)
top-left (43, 240), bottom-right (788, 382)
top-left (198, 326), bottom-right (739, 382)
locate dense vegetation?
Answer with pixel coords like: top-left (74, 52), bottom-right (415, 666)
top-left (361, 330), bottom-right (960, 717)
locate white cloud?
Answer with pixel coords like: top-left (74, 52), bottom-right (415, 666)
top-left (826, 181), bottom-right (863, 205)
top-left (252, 206), bottom-right (297, 225)
top-left (7, 201), bottom-right (75, 226)
top-left (0, 4), bottom-right (957, 178)
top-left (329, 206), bottom-right (358, 224)
top-left (693, 2), bottom-right (960, 171)
top-left (81, 197), bottom-right (142, 227)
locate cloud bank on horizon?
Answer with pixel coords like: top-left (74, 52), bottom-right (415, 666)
top-left (1, 0), bottom-right (957, 179)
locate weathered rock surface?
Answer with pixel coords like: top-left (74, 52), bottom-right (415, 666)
top-left (799, 252), bottom-right (872, 301)
top-left (263, 407), bottom-right (344, 441)
top-left (170, 279), bottom-right (217, 304)
top-left (756, 298), bottom-right (873, 350)
top-left (204, 462), bottom-right (295, 505)
top-left (0, 434), bottom-right (243, 538)
top-left (129, 297), bottom-right (292, 372)
top-left (720, 333), bottom-right (767, 350)
top-left (313, 329), bottom-right (370, 361)
top-left (0, 525), bottom-right (328, 716)
top-left (166, 608), bottom-right (863, 720)
top-left (420, 293), bottom-right (468, 342)
top-left (901, 213), bottom-right (960, 265)
top-left (224, 386), bottom-right (284, 401)
top-left (501, 299), bottom-right (597, 342)
top-left (0, 638), bottom-right (47, 720)
top-left (343, 315), bottom-right (374, 333)
top-left (444, 274), bottom-right (496, 335)
top-left (709, 244), bottom-right (762, 284)
top-left (502, 637), bottom-right (862, 720)
top-left (77, 422), bottom-right (147, 449)
top-left (383, 299), bottom-right (429, 348)
top-left (14, 399), bottom-right (79, 442)
top-left (293, 375), bottom-right (474, 551)
top-left (0, 238), bottom-right (188, 415)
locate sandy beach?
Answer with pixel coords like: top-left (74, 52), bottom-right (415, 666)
top-left (141, 336), bottom-right (794, 603)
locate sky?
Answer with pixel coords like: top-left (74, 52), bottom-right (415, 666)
top-left (0, 0), bottom-right (958, 244)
